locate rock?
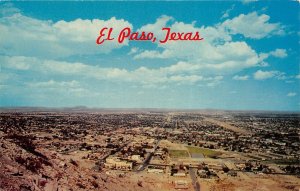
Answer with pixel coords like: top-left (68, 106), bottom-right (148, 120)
top-left (137, 180), bottom-right (143, 187)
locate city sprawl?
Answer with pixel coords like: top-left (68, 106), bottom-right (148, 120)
top-left (0, 109), bottom-right (299, 191)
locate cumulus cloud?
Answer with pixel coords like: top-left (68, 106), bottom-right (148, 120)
top-left (269, 49), bottom-right (287, 58)
top-left (221, 12), bottom-right (285, 39)
top-left (256, 48), bottom-right (287, 68)
top-left (253, 70), bottom-right (285, 80)
top-left (134, 39), bottom-right (261, 74)
top-left (0, 7), bottom-right (132, 59)
top-left (232, 75), bottom-right (249, 80)
top-left (138, 15), bottom-right (174, 41)
top-left (1, 55), bottom-right (222, 86)
top-left (287, 92), bottom-right (297, 97)
top-left (0, 5), bottom-right (289, 89)
top-left (128, 47), bottom-right (139, 55)
top-left (132, 12), bottom-right (286, 76)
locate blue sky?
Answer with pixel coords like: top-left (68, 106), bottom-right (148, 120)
top-left (0, 1), bottom-right (299, 111)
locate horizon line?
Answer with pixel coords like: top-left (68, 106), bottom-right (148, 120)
top-left (0, 106), bottom-right (299, 113)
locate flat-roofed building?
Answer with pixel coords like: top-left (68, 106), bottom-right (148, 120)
top-left (104, 157), bottom-right (133, 171)
top-left (174, 180), bottom-right (189, 189)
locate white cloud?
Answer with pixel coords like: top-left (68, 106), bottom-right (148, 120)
top-left (1, 55), bottom-right (223, 86)
top-left (257, 48), bottom-right (287, 66)
top-left (128, 47), bottom-right (139, 55)
top-left (138, 15), bottom-right (174, 41)
top-left (1, 56), bottom-right (31, 70)
top-left (253, 70), bottom-right (285, 80)
top-left (269, 49), bottom-right (287, 58)
top-left (0, 10), bottom-right (132, 59)
top-left (169, 75), bottom-right (203, 84)
top-left (205, 76), bottom-right (223, 87)
top-left (0, 7), bottom-right (289, 89)
top-left (254, 70), bottom-right (273, 80)
top-left (241, 0), bottom-right (258, 4)
top-left (23, 79), bottom-right (101, 99)
top-left (134, 50), bottom-right (171, 59)
top-left (138, 14), bottom-right (231, 44)
top-left (26, 80), bottom-right (80, 88)
top-left (221, 4), bottom-right (235, 19)
top-left (287, 92), bottom-right (297, 97)
top-left (132, 13), bottom-right (285, 75)
top-left (221, 12), bottom-right (285, 39)
top-left (233, 75), bottom-right (249, 80)
top-left (135, 40), bottom-right (261, 75)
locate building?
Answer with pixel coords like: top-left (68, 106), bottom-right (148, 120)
top-left (104, 157), bottom-right (133, 171)
top-left (174, 180), bottom-right (189, 189)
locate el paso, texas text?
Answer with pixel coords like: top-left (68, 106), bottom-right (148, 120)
top-left (96, 27), bottom-right (204, 44)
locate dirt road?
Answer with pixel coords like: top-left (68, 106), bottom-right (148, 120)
top-left (203, 117), bottom-right (251, 135)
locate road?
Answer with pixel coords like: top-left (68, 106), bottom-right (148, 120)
top-left (203, 117), bottom-right (251, 135)
top-left (100, 140), bottom-right (132, 161)
top-left (136, 139), bottom-right (161, 172)
top-left (189, 168), bottom-right (200, 191)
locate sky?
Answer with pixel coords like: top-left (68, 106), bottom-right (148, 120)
top-left (0, 1), bottom-right (299, 111)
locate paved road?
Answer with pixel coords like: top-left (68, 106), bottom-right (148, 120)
top-left (189, 168), bottom-right (200, 191)
top-left (203, 117), bottom-right (250, 135)
top-left (136, 139), bottom-right (161, 172)
top-left (100, 140), bottom-right (132, 161)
